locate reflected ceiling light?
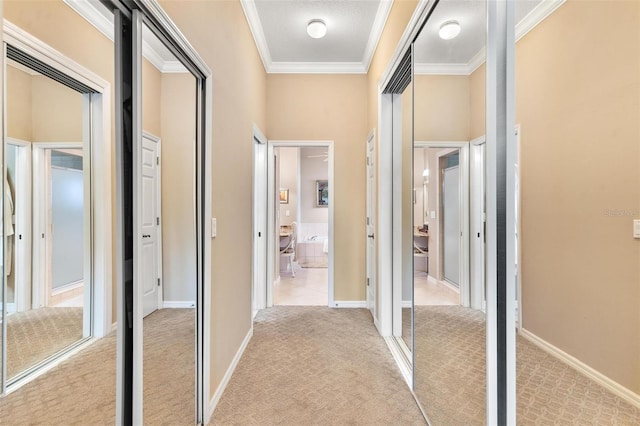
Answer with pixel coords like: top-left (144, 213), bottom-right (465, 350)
top-left (307, 19), bottom-right (327, 39)
top-left (439, 20), bottom-right (461, 40)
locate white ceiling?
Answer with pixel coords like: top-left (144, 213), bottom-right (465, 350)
top-left (242, 0), bottom-right (393, 73)
top-left (244, 0), bottom-right (565, 75)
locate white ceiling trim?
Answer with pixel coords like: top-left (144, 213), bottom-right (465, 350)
top-left (269, 61), bottom-right (367, 74)
top-left (63, 0), bottom-right (188, 74)
top-left (241, 0), bottom-right (393, 74)
top-left (415, 0), bottom-right (565, 76)
top-left (240, 0), bottom-right (272, 72)
top-left (362, 0), bottom-right (394, 70)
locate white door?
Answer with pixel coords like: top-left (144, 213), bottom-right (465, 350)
top-left (443, 165), bottom-right (461, 286)
top-left (253, 136), bottom-right (268, 312)
top-left (141, 134), bottom-right (161, 317)
top-left (470, 141), bottom-right (486, 311)
top-left (366, 131), bottom-right (376, 317)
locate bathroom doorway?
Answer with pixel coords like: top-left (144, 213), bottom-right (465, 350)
top-left (257, 140), bottom-right (335, 309)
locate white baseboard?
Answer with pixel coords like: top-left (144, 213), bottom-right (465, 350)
top-left (519, 328), bottom-right (640, 409)
top-left (427, 275), bottom-right (437, 285)
top-left (332, 300), bottom-right (367, 308)
top-left (163, 301), bottom-right (195, 309)
top-left (207, 327), bottom-right (253, 423)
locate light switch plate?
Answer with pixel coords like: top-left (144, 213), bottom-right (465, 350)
top-left (430, 211), bottom-right (436, 219)
top-left (286, 210), bottom-right (290, 217)
top-left (634, 219), bottom-right (640, 239)
top-left (211, 218), bottom-right (217, 238)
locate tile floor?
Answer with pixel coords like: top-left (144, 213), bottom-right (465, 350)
top-left (274, 265), bottom-right (328, 306)
top-left (414, 272), bottom-right (460, 306)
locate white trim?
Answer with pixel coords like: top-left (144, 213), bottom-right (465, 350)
top-left (384, 337), bottom-right (412, 388)
top-left (241, 0), bottom-right (393, 74)
top-left (162, 301), bottom-right (196, 309)
top-left (362, 0), bottom-right (394, 71)
top-left (266, 140), bottom-right (335, 308)
top-left (239, 0), bottom-right (271, 72)
top-left (208, 328), bottom-right (253, 420)
top-left (333, 301), bottom-right (367, 308)
top-left (516, 0), bottom-right (566, 42)
top-left (252, 125), bottom-right (268, 313)
top-left (415, 0), bottom-right (566, 76)
top-left (519, 328), bottom-right (640, 409)
top-left (62, 0), bottom-right (188, 74)
top-left (268, 62), bottom-right (366, 74)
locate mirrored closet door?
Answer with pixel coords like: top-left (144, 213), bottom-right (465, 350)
top-left (2, 40), bottom-right (94, 388)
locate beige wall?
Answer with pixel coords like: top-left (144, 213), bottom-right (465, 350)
top-left (514, 0), bottom-right (640, 393)
top-left (267, 74), bottom-right (367, 301)
top-left (31, 75), bottom-right (83, 142)
top-left (6, 66), bottom-right (32, 141)
top-left (160, 72), bottom-right (197, 302)
top-left (414, 75), bottom-right (471, 142)
top-left (159, 0), bottom-right (267, 400)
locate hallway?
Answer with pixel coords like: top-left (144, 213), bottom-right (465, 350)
top-left (210, 307), bottom-right (425, 425)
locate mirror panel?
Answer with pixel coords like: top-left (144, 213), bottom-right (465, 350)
top-left (4, 55), bottom-right (89, 382)
top-left (140, 20), bottom-right (198, 425)
top-left (412, 0), bottom-right (486, 422)
top-left (401, 77), bottom-right (414, 355)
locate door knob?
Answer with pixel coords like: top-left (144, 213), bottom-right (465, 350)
top-left (368, 234), bottom-right (375, 239)
top-left (142, 234), bottom-right (151, 238)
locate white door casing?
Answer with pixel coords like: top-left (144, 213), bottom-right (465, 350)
top-left (252, 125), bottom-right (268, 313)
top-left (442, 165), bottom-right (461, 286)
top-left (141, 133), bottom-right (161, 318)
top-left (470, 137), bottom-right (487, 311)
top-left (366, 130), bottom-right (377, 319)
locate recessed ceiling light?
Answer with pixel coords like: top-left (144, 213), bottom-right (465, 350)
top-left (439, 20), bottom-right (461, 40)
top-left (307, 19), bottom-right (327, 39)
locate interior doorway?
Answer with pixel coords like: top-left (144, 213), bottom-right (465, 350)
top-left (253, 140), bottom-right (335, 310)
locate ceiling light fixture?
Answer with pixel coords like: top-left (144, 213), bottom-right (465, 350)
top-left (307, 19), bottom-right (327, 39)
top-left (439, 20), bottom-right (461, 40)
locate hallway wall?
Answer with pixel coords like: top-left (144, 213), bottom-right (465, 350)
top-left (469, 0), bottom-right (640, 393)
top-left (159, 0), bottom-right (267, 405)
top-left (267, 74), bottom-right (368, 301)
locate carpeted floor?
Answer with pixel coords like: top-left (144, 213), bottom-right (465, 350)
top-left (0, 308), bottom-right (195, 425)
top-left (210, 306), bottom-right (426, 425)
top-left (1, 307), bottom-right (84, 379)
top-left (413, 305), bottom-right (640, 425)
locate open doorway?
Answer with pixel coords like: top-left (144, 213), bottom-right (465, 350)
top-left (413, 143), bottom-right (470, 308)
top-left (273, 146), bottom-right (329, 306)
top-left (253, 140), bottom-right (335, 310)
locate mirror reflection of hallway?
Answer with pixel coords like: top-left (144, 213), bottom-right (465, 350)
top-left (273, 146), bottom-right (329, 306)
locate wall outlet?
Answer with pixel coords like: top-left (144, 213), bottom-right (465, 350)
top-left (286, 210), bottom-right (290, 217)
top-left (634, 219), bottom-right (640, 239)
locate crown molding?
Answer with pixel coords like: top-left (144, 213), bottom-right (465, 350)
top-left (240, 0), bottom-right (272, 72)
top-left (63, 0), bottom-right (187, 74)
top-left (362, 0), bottom-right (394, 71)
top-left (516, 0), bottom-right (565, 42)
top-left (415, 0), bottom-right (566, 76)
top-left (269, 62), bottom-right (366, 74)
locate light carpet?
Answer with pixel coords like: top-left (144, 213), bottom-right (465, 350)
top-left (1, 307), bottom-right (83, 379)
top-left (413, 305), bottom-right (640, 425)
top-left (0, 308), bottom-right (195, 425)
top-left (210, 306), bottom-right (426, 425)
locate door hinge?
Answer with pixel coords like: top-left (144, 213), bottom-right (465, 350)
top-left (157, 278), bottom-right (161, 287)
top-left (157, 217), bottom-right (160, 226)
top-left (156, 156), bottom-right (159, 165)
top-left (367, 278), bottom-right (370, 287)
